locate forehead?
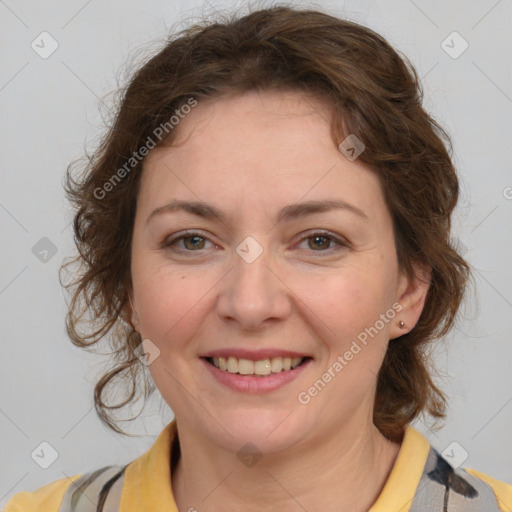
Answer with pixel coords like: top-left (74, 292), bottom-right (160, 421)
top-left (169, 90), bottom-right (339, 165)
top-left (138, 90), bottom-right (387, 223)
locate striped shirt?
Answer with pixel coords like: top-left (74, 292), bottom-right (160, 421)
top-left (4, 421), bottom-right (512, 511)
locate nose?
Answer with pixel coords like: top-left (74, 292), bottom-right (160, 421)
top-left (216, 243), bottom-right (292, 331)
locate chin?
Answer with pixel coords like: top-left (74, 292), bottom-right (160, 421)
top-left (196, 406), bottom-right (311, 455)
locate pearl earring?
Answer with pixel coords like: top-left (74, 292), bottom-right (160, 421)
top-left (398, 320), bottom-right (406, 329)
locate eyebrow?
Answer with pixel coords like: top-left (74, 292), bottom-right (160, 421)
top-left (146, 198), bottom-right (369, 225)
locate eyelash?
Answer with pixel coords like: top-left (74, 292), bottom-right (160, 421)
top-left (161, 229), bottom-right (349, 255)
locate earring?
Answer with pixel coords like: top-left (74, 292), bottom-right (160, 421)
top-left (398, 320), bottom-right (406, 329)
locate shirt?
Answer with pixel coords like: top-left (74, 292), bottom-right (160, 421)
top-left (4, 420), bottom-right (512, 511)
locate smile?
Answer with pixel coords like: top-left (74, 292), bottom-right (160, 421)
top-left (206, 356), bottom-right (308, 376)
top-left (201, 356), bottom-right (313, 393)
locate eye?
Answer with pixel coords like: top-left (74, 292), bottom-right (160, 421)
top-left (162, 230), bottom-right (214, 252)
top-left (296, 231), bottom-right (348, 253)
top-left (161, 229), bottom-right (349, 255)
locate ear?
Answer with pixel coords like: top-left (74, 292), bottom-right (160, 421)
top-left (124, 289), bottom-right (141, 334)
top-left (389, 263), bottom-right (431, 340)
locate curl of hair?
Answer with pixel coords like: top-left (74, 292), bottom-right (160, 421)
top-left (60, 5), bottom-right (470, 440)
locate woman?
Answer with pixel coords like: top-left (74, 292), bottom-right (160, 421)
top-left (5, 6), bottom-right (511, 512)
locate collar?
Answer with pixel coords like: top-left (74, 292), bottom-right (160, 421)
top-left (369, 425), bottom-right (431, 511)
top-left (120, 420), bottom-right (179, 512)
top-left (119, 420), bottom-right (429, 512)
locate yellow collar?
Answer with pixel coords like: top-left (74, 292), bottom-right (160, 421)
top-left (120, 420), bottom-right (429, 512)
top-left (369, 425), bottom-right (430, 511)
top-left (120, 420), bottom-right (179, 511)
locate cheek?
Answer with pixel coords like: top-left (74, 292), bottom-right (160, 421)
top-left (131, 261), bottom-right (207, 353)
top-left (301, 265), bottom-right (392, 337)
top-left (292, 262), bottom-right (398, 385)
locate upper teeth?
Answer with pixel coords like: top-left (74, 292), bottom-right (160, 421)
top-left (211, 356), bottom-right (304, 375)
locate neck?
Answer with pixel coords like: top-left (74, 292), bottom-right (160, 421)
top-left (171, 416), bottom-right (402, 512)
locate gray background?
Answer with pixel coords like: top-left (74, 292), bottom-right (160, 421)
top-left (1, 0), bottom-right (511, 505)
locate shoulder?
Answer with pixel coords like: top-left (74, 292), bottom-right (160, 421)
top-left (3, 466), bottom-right (126, 512)
top-left (412, 446), bottom-right (512, 512)
top-left (3, 422), bottom-right (177, 512)
top-left (380, 426), bottom-right (512, 512)
top-left (3, 474), bottom-right (81, 512)
top-left (464, 467), bottom-right (512, 512)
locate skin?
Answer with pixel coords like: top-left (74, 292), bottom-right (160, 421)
top-left (129, 90), bottom-right (430, 512)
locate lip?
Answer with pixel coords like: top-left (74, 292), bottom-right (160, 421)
top-left (201, 357), bottom-right (313, 393)
top-left (200, 348), bottom-right (312, 360)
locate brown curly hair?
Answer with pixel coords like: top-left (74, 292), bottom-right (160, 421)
top-left (60, 5), bottom-right (470, 441)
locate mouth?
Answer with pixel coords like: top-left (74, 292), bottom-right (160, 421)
top-left (202, 355), bottom-right (312, 376)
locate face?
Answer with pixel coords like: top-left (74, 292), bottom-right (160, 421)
top-left (129, 90), bottom-right (427, 453)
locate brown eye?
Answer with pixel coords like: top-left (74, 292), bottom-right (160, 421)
top-left (296, 231), bottom-right (349, 254)
top-left (182, 235), bottom-right (206, 250)
top-left (162, 231), bottom-right (214, 252)
top-left (307, 235), bottom-right (332, 251)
